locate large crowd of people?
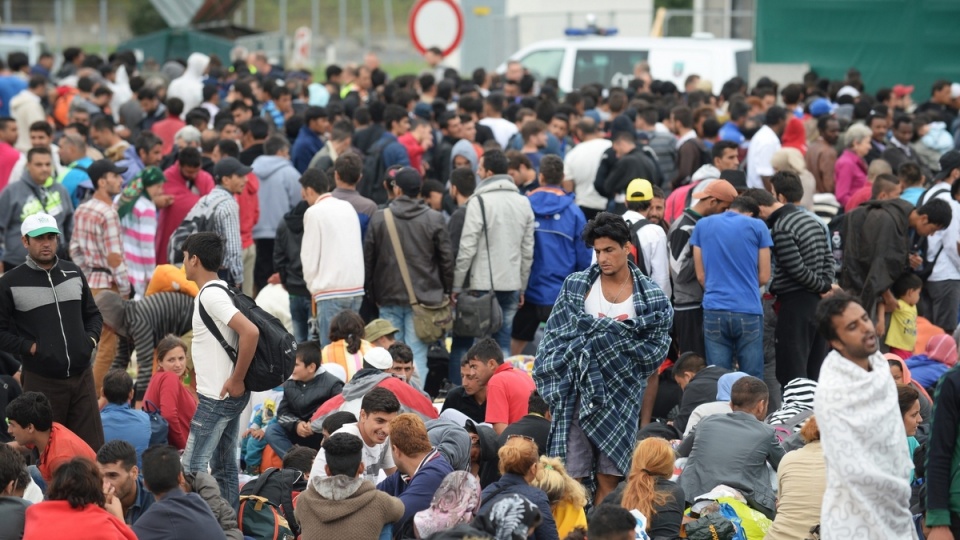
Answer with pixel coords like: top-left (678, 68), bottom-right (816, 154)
top-left (1, 42), bottom-right (960, 540)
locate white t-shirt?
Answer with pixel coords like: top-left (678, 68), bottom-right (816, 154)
top-left (310, 422), bottom-right (395, 484)
top-left (746, 125), bottom-right (781, 189)
top-left (564, 138), bottom-right (612, 211)
top-left (192, 281), bottom-right (240, 399)
top-left (584, 277), bottom-right (637, 321)
top-left (622, 210), bottom-right (672, 298)
top-left (479, 117), bottom-right (518, 149)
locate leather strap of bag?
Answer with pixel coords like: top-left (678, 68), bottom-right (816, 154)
top-left (384, 209), bottom-right (419, 306)
top-left (477, 196), bottom-right (495, 291)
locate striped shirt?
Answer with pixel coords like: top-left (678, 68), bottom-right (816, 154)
top-left (69, 197), bottom-right (131, 296)
top-left (130, 292), bottom-right (195, 400)
top-left (769, 204), bottom-right (835, 296)
top-left (122, 197), bottom-right (157, 299)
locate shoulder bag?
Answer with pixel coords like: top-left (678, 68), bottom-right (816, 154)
top-left (384, 209), bottom-right (453, 343)
top-left (453, 196), bottom-right (503, 338)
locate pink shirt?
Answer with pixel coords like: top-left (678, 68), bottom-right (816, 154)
top-left (157, 164), bottom-right (214, 264)
top-left (485, 362), bottom-right (536, 425)
top-left (0, 141), bottom-right (20, 190)
top-left (834, 149), bottom-right (868, 206)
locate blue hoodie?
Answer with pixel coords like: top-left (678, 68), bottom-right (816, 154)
top-left (525, 186), bottom-right (592, 305)
top-left (251, 154), bottom-right (303, 240)
top-left (377, 450), bottom-right (453, 536)
top-left (291, 125), bottom-right (325, 173)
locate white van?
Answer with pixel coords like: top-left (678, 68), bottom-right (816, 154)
top-left (0, 27), bottom-right (46, 66)
top-left (502, 36), bottom-right (752, 93)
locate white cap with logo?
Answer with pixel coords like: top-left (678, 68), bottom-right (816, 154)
top-left (21, 213), bottom-right (61, 238)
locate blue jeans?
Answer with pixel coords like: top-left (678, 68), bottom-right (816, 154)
top-left (379, 304), bottom-right (430, 381)
top-left (448, 335), bottom-right (474, 385)
top-left (182, 392), bottom-right (250, 510)
top-left (703, 310), bottom-right (764, 378)
top-left (28, 465), bottom-right (45, 494)
top-left (289, 294), bottom-right (311, 343)
top-left (491, 290), bottom-right (520, 356)
top-left (315, 295), bottom-right (363, 346)
top-left (264, 421), bottom-right (323, 458)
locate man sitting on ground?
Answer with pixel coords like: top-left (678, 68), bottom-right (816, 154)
top-left (463, 338), bottom-right (536, 434)
top-left (498, 390), bottom-right (552, 455)
top-left (309, 387), bottom-right (401, 483)
top-left (5, 392), bottom-right (96, 492)
top-left (96, 440), bottom-right (154, 525)
top-left (99, 370), bottom-right (151, 465)
top-left (295, 433), bottom-right (404, 540)
top-left (678, 376), bottom-right (784, 518)
top-left (133, 445), bottom-right (227, 540)
top-left (377, 413), bottom-right (454, 538)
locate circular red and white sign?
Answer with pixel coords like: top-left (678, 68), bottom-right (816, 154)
top-left (408, 0), bottom-right (464, 57)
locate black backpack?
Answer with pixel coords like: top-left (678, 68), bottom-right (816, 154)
top-left (628, 218), bottom-right (658, 276)
top-left (167, 195), bottom-right (229, 264)
top-left (360, 139), bottom-right (389, 205)
top-left (238, 467), bottom-right (306, 539)
top-left (197, 284), bottom-right (297, 392)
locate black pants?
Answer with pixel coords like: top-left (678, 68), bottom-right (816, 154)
top-left (579, 206), bottom-right (604, 222)
top-left (674, 307), bottom-right (705, 357)
top-left (253, 238), bottom-right (276, 293)
top-left (22, 366), bottom-right (104, 451)
top-left (775, 290), bottom-right (826, 385)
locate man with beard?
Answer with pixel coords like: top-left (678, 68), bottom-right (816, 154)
top-left (814, 294), bottom-right (918, 539)
top-left (0, 213), bottom-right (104, 450)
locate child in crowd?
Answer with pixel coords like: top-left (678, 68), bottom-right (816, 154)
top-left (321, 310), bottom-right (371, 382)
top-left (241, 400), bottom-right (277, 475)
top-left (886, 273), bottom-right (922, 359)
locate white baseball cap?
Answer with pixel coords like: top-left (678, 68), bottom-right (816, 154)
top-left (21, 213), bottom-right (60, 238)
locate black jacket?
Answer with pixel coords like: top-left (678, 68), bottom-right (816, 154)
top-left (276, 372), bottom-right (344, 430)
top-left (598, 147), bottom-right (661, 199)
top-left (840, 198), bottom-right (913, 314)
top-left (364, 196), bottom-right (454, 306)
top-left (0, 257), bottom-right (102, 379)
top-left (354, 123), bottom-right (385, 155)
top-left (274, 200), bottom-right (310, 297)
top-left (675, 365), bottom-right (731, 435)
top-left (602, 478), bottom-right (685, 540)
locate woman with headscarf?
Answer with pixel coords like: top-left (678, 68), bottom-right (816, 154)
top-left (771, 148), bottom-right (815, 210)
top-left (414, 471), bottom-right (483, 538)
top-left (887, 354), bottom-right (933, 429)
top-left (906, 334), bottom-right (957, 391)
top-left (683, 372), bottom-right (750, 436)
top-left (766, 378), bottom-right (818, 430)
top-left (603, 437), bottom-right (684, 539)
top-left (117, 166), bottom-right (167, 299)
top-left (781, 117), bottom-right (808, 155)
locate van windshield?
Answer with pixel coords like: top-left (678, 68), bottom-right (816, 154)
top-left (573, 49), bottom-right (649, 89)
top-left (518, 49), bottom-right (564, 82)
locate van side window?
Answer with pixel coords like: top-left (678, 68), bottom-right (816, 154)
top-left (518, 49), bottom-right (564, 82)
top-left (573, 50), bottom-right (649, 89)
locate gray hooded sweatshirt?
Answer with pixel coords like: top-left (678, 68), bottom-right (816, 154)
top-left (251, 154), bottom-right (303, 240)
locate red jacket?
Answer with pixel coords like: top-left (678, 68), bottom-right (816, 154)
top-left (151, 116), bottom-right (186, 155)
top-left (23, 501), bottom-right (136, 540)
top-left (0, 141), bottom-right (19, 190)
top-left (311, 374), bottom-right (438, 422)
top-left (235, 172), bottom-right (260, 249)
top-left (398, 133), bottom-right (426, 174)
top-left (157, 164), bottom-right (214, 264)
top-left (143, 370), bottom-right (197, 451)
